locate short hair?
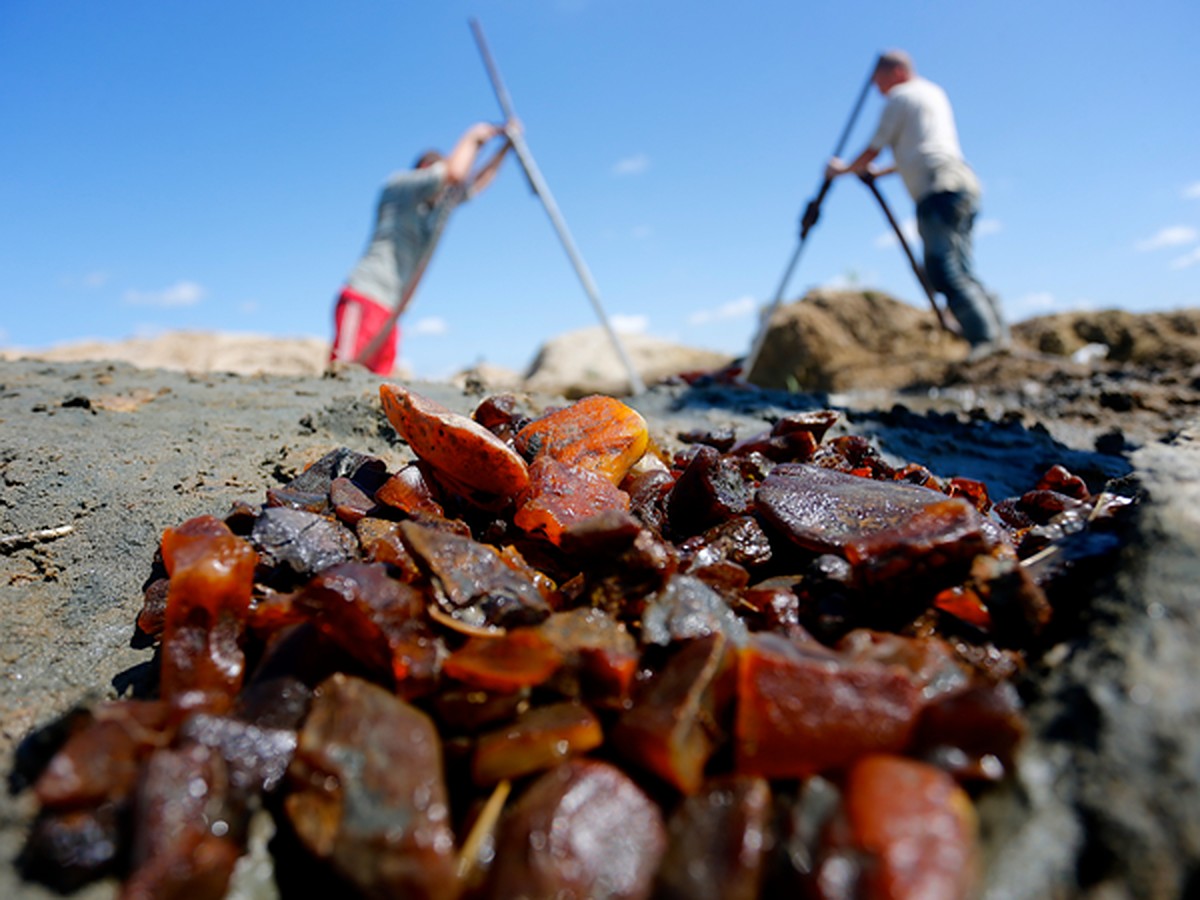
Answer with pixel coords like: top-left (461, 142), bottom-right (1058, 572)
top-left (413, 150), bottom-right (443, 169)
top-left (875, 49), bottom-right (914, 76)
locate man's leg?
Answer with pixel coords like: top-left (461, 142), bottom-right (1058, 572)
top-left (917, 192), bottom-right (1004, 346)
top-left (330, 288), bottom-right (399, 374)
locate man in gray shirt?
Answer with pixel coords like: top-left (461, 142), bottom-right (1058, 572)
top-left (826, 50), bottom-right (1007, 353)
top-left (331, 121), bottom-right (513, 374)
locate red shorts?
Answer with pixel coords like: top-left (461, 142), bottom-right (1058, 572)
top-left (330, 287), bottom-right (399, 375)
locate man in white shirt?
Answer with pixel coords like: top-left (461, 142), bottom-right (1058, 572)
top-left (826, 50), bottom-right (1007, 352)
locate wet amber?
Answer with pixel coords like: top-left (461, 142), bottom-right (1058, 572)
top-left (514, 394), bottom-right (650, 484)
top-left (380, 382), bottom-right (530, 498)
top-left (843, 755), bottom-right (978, 900)
top-left (159, 516), bottom-right (258, 716)
top-left (472, 701), bottom-right (603, 785)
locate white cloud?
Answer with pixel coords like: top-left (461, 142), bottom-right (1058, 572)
top-left (238, 300), bottom-right (260, 315)
top-left (631, 224), bottom-right (653, 240)
top-left (611, 313), bottom-right (648, 334)
top-left (123, 280), bottom-right (205, 307)
top-left (1184, 181), bottom-right (1200, 200)
top-left (411, 316), bottom-right (448, 336)
top-left (687, 295), bottom-right (757, 326)
top-left (612, 154), bottom-right (650, 176)
top-left (1135, 225), bottom-right (1199, 252)
top-left (1170, 246), bottom-right (1200, 270)
top-left (975, 218), bottom-right (1003, 237)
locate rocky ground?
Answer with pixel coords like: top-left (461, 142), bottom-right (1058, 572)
top-left (2, 295), bottom-right (1199, 897)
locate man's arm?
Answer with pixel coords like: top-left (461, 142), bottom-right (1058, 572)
top-left (825, 146), bottom-right (882, 180)
top-left (443, 122), bottom-right (503, 186)
top-left (467, 120), bottom-right (519, 197)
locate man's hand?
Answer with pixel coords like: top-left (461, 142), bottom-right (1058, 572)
top-left (470, 122), bottom-right (502, 145)
top-left (825, 157), bottom-right (849, 181)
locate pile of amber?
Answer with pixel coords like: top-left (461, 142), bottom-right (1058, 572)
top-left (18, 385), bottom-right (1131, 899)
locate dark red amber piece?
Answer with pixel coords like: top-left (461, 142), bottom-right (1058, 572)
top-left (285, 674), bottom-right (458, 900)
top-left (756, 463), bottom-right (956, 555)
top-left (159, 516), bottom-right (258, 716)
top-left (484, 760), bottom-right (667, 900)
top-left (843, 755), bottom-right (978, 900)
top-left (735, 632), bottom-right (925, 778)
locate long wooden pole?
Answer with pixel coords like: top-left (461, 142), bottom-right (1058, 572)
top-left (738, 61), bottom-right (878, 383)
top-left (858, 174), bottom-right (957, 334)
top-left (469, 19), bottom-right (646, 395)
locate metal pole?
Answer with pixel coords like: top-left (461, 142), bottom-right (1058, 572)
top-left (739, 59), bottom-right (879, 383)
top-left (469, 19), bottom-right (646, 395)
top-left (858, 173), bottom-right (956, 334)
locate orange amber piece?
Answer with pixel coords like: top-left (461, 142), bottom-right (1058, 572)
top-left (159, 515), bottom-right (258, 716)
top-left (374, 462), bottom-right (445, 518)
top-left (932, 586), bottom-right (993, 630)
top-left (379, 383), bottom-right (530, 499)
top-left (514, 456), bottom-right (631, 547)
top-left (734, 632), bottom-right (924, 778)
top-left (613, 634), bottom-right (736, 795)
top-left (514, 395), bottom-right (650, 484)
top-left (442, 628), bottom-right (564, 693)
top-left (472, 701), bottom-right (603, 785)
top-left (843, 755), bottom-right (978, 900)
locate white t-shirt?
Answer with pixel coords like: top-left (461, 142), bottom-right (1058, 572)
top-left (869, 76), bottom-right (979, 203)
top-left (346, 161), bottom-right (451, 308)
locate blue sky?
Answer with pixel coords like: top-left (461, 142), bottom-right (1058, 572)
top-left (2, 1), bottom-right (1197, 379)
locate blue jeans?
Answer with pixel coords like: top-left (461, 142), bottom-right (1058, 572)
top-left (917, 190), bottom-right (1006, 346)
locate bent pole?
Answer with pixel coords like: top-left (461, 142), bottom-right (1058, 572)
top-left (858, 173), bottom-right (956, 334)
top-left (738, 59), bottom-right (879, 383)
top-left (469, 18), bottom-right (646, 396)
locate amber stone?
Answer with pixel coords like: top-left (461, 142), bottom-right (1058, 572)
top-left (515, 456), bottom-right (632, 546)
top-left (159, 516), bottom-right (258, 716)
top-left (285, 674), bottom-right (459, 900)
top-left (380, 382), bottom-right (530, 498)
top-left (756, 463), bottom-right (955, 555)
top-left (655, 775), bottom-right (772, 900)
top-left (843, 755), bottom-right (978, 900)
top-left (514, 394), bottom-right (650, 484)
top-left (484, 760), bottom-right (667, 900)
top-left (442, 628), bottom-right (564, 693)
top-left (735, 632), bottom-right (925, 778)
top-left (471, 701), bottom-right (603, 785)
top-left (613, 633), bottom-right (736, 794)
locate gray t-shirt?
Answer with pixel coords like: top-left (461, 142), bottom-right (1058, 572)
top-left (345, 161), bottom-right (451, 308)
top-left (869, 76), bottom-right (979, 203)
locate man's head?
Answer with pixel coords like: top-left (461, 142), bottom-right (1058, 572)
top-left (413, 150), bottom-right (443, 170)
top-left (873, 49), bottom-right (914, 94)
